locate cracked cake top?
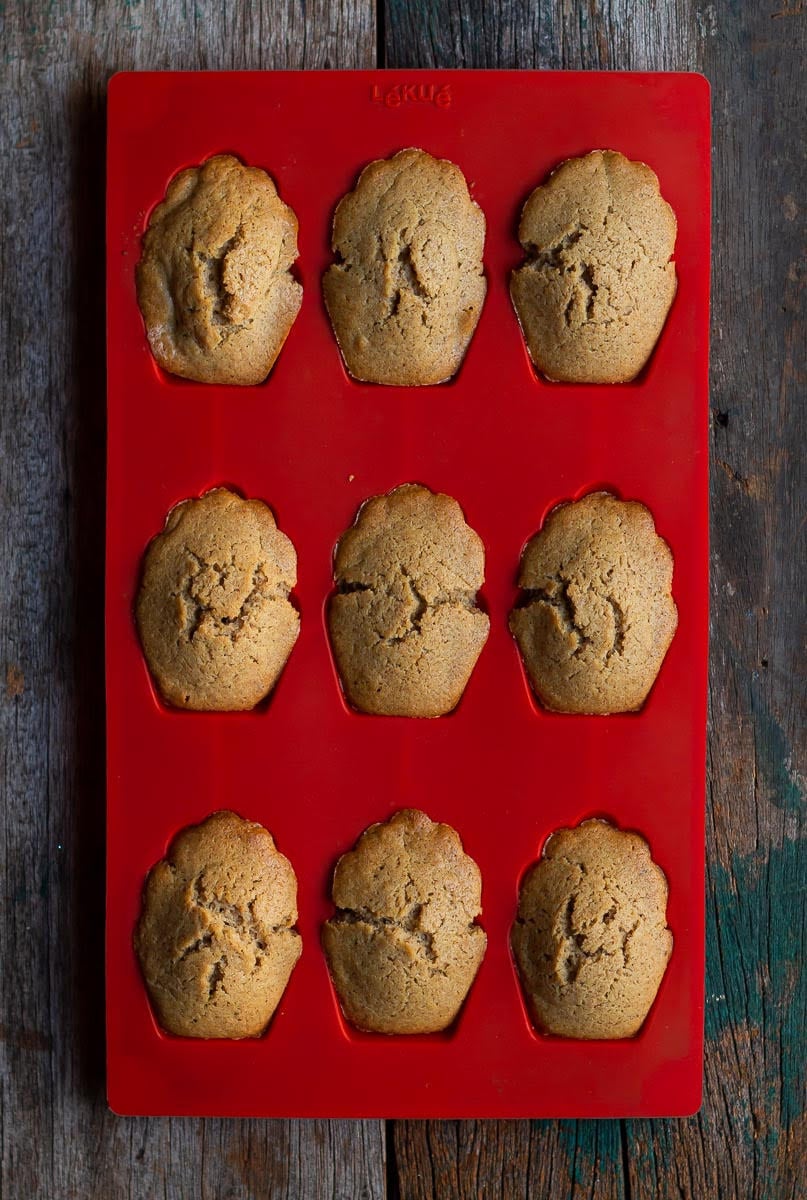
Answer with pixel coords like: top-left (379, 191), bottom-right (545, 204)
top-left (511, 819), bottom-right (673, 1039)
top-left (136, 487), bottom-right (299, 711)
top-left (328, 484), bottom-right (490, 717)
top-left (510, 491), bottom-right (677, 714)
top-left (510, 149), bottom-right (677, 383)
top-left (322, 809), bottom-right (487, 1034)
top-left (136, 154), bottom-right (302, 385)
top-left (323, 147), bottom-right (487, 385)
top-left (134, 810), bottom-right (302, 1039)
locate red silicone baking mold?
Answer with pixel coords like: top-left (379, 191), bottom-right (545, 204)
top-left (106, 69), bottom-right (710, 1118)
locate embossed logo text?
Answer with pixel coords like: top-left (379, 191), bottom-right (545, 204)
top-left (371, 83), bottom-right (452, 109)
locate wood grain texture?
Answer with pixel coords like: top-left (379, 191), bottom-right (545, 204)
top-left (0, 4), bottom-right (381, 1200)
top-left (385, 2), bottom-right (806, 1198)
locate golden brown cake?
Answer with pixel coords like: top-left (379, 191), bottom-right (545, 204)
top-left (329, 483), bottom-right (489, 716)
top-left (322, 809), bottom-right (487, 1034)
top-left (135, 811), bottom-right (302, 1039)
top-left (137, 154), bottom-right (302, 384)
top-left (323, 148), bottom-right (486, 385)
top-left (510, 492), bottom-right (677, 714)
top-left (512, 819), bottom-right (673, 1039)
top-left (511, 149), bottom-right (677, 383)
top-left (136, 488), bottom-right (299, 710)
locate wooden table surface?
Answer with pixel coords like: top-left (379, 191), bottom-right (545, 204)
top-left (1, 2), bottom-right (803, 1197)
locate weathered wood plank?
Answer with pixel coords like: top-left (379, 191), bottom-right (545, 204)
top-left (385, 2), bottom-right (806, 1197)
top-left (0, 4), bottom-right (381, 1200)
top-left (390, 1119), bottom-right (627, 1199)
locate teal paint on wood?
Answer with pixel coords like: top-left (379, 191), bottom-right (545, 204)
top-left (708, 844), bottom-right (805, 1129)
top-left (749, 684), bottom-right (804, 817)
top-left (554, 1120), bottom-right (625, 1194)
